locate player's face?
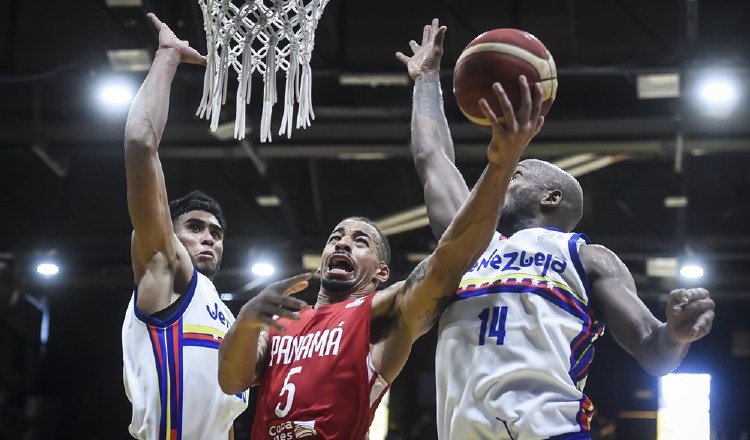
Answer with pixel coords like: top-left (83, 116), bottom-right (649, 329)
top-left (174, 210), bottom-right (224, 279)
top-left (499, 163), bottom-right (542, 229)
top-left (319, 219), bottom-right (387, 294)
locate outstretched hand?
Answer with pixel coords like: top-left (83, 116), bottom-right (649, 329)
top-left (480, 76), bottom-right (545, 166)
top-left (396, 18), bottom-right (447, 80)
top-left (237, 273), bottom-right (312, 332)
top-left (147, 13), bottom-right (207, 66)
top-left (666, 288), bottom-right (715, 343)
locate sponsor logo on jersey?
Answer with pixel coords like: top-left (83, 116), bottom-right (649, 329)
top-left (345, 297), bottom-right (366, 308)
top-left (269, 323), bottom-right (344, 366)
top-left (467, 248), bottom-right (567, 277)
top-left (268, 420), bottom-right (317, 439)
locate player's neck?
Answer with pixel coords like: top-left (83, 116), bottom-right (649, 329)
top-left (498, 215), bottom-right (560, 236)
top-left (315, 286), bottom-right (372, 308)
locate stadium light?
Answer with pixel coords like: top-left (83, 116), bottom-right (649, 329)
top-left (679, 264), bottom-right (704, 280)
top-left (251, 262), bottom-right (276, 277)
top-left (695, 72), bottom-right (740, 119)
top-left (97, 80), bottom-right (134, 107)
top-left (36, 262), bottom-right (60, 277)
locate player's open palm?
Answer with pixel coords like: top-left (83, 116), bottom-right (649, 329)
top-left (396, 18), bottom-right (447, 80)
top-left (147, 13), bottom-right (207, 66)
top-left (666, 288), bottom-right (715, 343)
top-left (481, 75), bottom-right (545, 166)
top-left (237, 273), bottom-right (311, 332)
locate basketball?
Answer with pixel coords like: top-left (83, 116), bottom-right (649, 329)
top-left (453, 28), bottom-right (557, 127)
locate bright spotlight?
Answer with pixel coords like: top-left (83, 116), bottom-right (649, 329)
top-left (251, 262), bottom-right (276, 277)
top-left (98, 82), bottom-right (134, 106)
top-left (36, 262), bottom-right (60, 277)
top-left (679, 264), bottom-right (704, 279)
top-left (699, 79), bottom-right (737, 105)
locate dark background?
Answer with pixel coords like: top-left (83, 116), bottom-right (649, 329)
top-left (2, 0), bottom-right (750, 439)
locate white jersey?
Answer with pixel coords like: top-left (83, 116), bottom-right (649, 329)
top-left (436, 228), bottom-right (605, 440)
top-left (122, 268), bottom-right (248, 440)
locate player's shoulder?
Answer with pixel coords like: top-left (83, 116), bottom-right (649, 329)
top-left (578, 243), bottom-right (623, 274)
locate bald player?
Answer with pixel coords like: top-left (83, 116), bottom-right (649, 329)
top-left (399, 19), bottom-right (716, 440)
top-left (217, 57), bottom-right (547, 439)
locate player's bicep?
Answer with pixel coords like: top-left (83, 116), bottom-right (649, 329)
top-left (583, 245), bottom-right (659, 357)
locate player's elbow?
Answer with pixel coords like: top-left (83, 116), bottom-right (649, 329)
top-left (218, 368), bottom-right (252, 395)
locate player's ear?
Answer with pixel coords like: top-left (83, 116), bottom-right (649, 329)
top-left (374, 263), bottom-right (390, 284)
top-left (541, 189), bottom-right (562, 208)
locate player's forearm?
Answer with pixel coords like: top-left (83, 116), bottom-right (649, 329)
top-left (636, 322), bottom-right (691, 376)
top-left (124, 48), bottom-right (181, 151)
top-left (431, 159), bottom-right (515, 281)
top-left (218, 320), bottom-right (262, 395)
top-left (411, 73), bottom-right (470, 239)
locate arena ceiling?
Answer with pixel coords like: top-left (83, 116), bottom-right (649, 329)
top-left (2, 0), bottom-right (750, 302)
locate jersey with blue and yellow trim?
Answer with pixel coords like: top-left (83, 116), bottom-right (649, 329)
top-left (122, 268), bottom-right (248, 440)
top-left (436, 228), bottom-right (605, 440)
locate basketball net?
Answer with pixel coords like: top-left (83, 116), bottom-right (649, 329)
top-left (196, 0), bottom-right (330, 142)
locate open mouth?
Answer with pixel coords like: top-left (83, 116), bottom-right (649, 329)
top-left (326, 253), bottom-right (355, 279)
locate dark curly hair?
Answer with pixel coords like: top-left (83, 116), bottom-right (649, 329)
top-left (169, 191), bottom-right (226, 230)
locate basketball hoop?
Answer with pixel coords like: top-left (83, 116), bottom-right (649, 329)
top-left (196, 0), bottom-right (330, 142)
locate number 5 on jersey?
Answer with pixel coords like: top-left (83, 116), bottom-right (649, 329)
top-left (275, 367), bottom-right (302, 418)
top-left (478, 306), bottom-right (508, 346)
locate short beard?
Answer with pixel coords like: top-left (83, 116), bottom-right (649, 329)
top-left (498, 191), bottom-right (539, 236)
top-left (196, 259), bottom-right (221, 280)
top-left (321, 277), bottom-right (356, 294)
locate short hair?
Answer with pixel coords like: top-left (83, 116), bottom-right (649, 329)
top-left (343, 216), bottom-right (391, 264)
top-left (520, 159), bottom-right (584, 230)
top-left (169, 191), bottom-right (227, 230)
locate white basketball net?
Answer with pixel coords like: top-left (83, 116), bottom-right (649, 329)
top-left (196, 0), bottom-right (330, 142)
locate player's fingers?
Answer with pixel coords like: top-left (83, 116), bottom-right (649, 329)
top-left (690, 310), bottom-right (715, 338)
top-left (668, 289), bottom-right (691, 309)
top-left (517, 75), bottom-right (532, 126)
top-left (530, 83), bottom-right (544, 124)
top-left (679, 298), bottom-right (715, 317)
top-left (146, 12), bottom-right (163, 29)
top-left (421, 24), bottom-right (431, 47)
top-left (687, 287), bottom-right (710, 300)
top-left (492, 82), bottom-right (518, 133)
top-left (274, 308), bottom-right (302, 321)
top-left (395, 51), bottom-right (410, 65)
top-left (279, 296), bottom-right (309, 311)
top-left (283, 279), bottom-right (311, 297)
top-left (433, 26), bottom-right (447, 49)
top-left (266, 273), bottom-right (311, 295)
top-left (431, 18), bottom-right (440, 30)
top-left (534, 115), bottom-right (545, 134)
top-left (409, 40), bottom-right (420, 53)
top-left (478, 98), bottom-right (501, 129)
top-left (259, 316), bottom-right (286, 332)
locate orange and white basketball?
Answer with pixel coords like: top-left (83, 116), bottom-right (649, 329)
top-left (453, 29), bottom-right (557, 127)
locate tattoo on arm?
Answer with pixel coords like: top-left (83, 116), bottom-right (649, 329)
top-left (255, 330), bottom-right (270, 379)
top-left (403, 258), bottom-right (429, 292)
top-left (402, 258), bottom-right (455, 330)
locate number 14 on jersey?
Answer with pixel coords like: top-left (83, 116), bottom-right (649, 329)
top-left (478, 306), bottom-right (508, 346)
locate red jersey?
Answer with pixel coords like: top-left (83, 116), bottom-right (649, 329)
top-left (251, 293), bottom-right (390, 440)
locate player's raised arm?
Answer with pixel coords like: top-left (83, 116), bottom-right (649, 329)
top-left (398, 19), bottom-right (470, 239)
top-left (581, 245), bottom-right (715, 376)
top-left (373, 78), bottom-right (545, 380)
top-left (125, 14), bottom-right (206, 311)
top-left (218, 274), bottom-right (311, 395)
